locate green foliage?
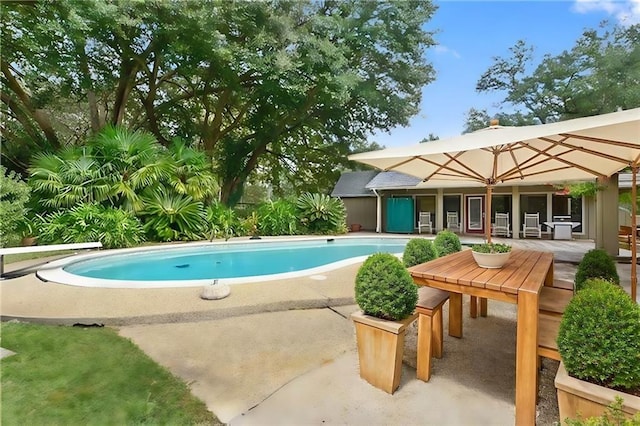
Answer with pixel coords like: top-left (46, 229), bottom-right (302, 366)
top-left (355, 253), bottom-right (418, 321)
top-left (554, 182), bottom-right (604, 198)
top-left (141, 192), bottom-right (206, 242)
top-left (475, 24), bottom-right (640, 125)
top-left (433, 230), bottom-right (462, 257)
top-left (565, 397), bottom-right (640, 425)
top-left (574, 249), bottom-right (620, 291)
top-left (1, 322), bottom-right (219, 425)
top-left (2, 0), bottom-right (436, 206)
top-left (296, 193), bottom-right (347, 235)
top-left (471, 242), bottom-right (512, 254)
top-left (206, 202), bottom-right (242, 241)
top-left (0, 166), bottom-right (30, 247)
top-left (557, 279), bottom-right (640, 390)
top-left (37, 204), bottom-right (144, 249)
top-left (256, 199), bottom-right (298, 236)
top-left (403, 238), bottom-right (438, 267)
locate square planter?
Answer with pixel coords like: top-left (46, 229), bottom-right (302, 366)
top-left (351, 311), bottom-right (418, 394)
top-left (555, 361), bottom-right (640, 424)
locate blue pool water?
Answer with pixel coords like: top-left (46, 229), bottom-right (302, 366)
top-left (62, 238), bottom-right (409, 282)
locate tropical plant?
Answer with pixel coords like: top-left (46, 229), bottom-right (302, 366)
top-left (403, 238), bottom-right (438, 267)
top-left (29, 147), bottom-right (111, 210)
top-left (574, 249), bottom-right (620, 291)
top-left (433, 230), bottom-right (462, 257)
top-left (471, 242), bottom-right (512, 254)
top-left (0, 166), bottom-right (31, 247)
top-left (89, 125), bottom-right (172, 213)
top-left (141, 192), bottom-right (205, 242)
top-left (165, 138), bottom-right (218, 202)
top-left (296, 193), bottom-right (347, 235)
top-left (256, 199), bottom-right (298, 236)
top-left (37, 204), bottom-right (144, 249)
top-left (557, 279), bottom-right (640, 391)
top-left (206, 202), bottom-right (241, 241)
top-left (355, 253), bottom-right (418, 321)
top-left (243, 211), bottom-right (260, 238)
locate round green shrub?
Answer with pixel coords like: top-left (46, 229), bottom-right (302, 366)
top-left (355, 253), bottom-right (418, 321)
top-left (557, 278), bottom-right (640, 390)
top-left (433, 230), bottom-right (462, 257)
top-left (574, 249), bottom-right (620, 291)
top-left (403, 238), bottom-right (438, 267)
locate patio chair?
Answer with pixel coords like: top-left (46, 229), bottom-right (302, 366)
top-left (418, 211), bottom-right (432, 234)
top-left (446, 211), bottom-right (461, 233)
top-left (492, 212), bottom-right (510, 238)
top-left (522, 212), bottom-right (542, 238)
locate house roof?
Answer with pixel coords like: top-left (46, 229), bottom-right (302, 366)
top-left (331, 171), bottom-right (378, 197)
top-left (365, 171), bottom-right (422, 189)
top-left (618, 173), bottom-right (635, 189)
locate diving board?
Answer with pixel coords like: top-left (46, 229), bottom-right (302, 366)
top-left (0, 242), bottom-right (102, 278)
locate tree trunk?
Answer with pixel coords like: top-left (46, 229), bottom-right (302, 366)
top-left (1, 60), bottom-right (60, 148)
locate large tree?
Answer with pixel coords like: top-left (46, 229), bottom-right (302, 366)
top-left (1, 0), bottom-right (437, 205)
top-left (470, 23), bottom-right (640, 128)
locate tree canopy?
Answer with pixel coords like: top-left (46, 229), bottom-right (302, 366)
top-left (1, 0), bottom-right (437, 205)
top-left (466, 23), bottom-right (640, 131)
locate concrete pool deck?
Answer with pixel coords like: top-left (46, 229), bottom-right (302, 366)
top-left (2, 235), bottom-right (638, 424)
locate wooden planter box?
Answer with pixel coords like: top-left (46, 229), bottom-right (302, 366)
top-left (555, 361), bottom-right (640, 424)
top-left (351, 311), bottom-right (417, 394)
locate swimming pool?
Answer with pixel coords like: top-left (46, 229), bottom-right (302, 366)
top-left (37, 237), bottom-right (409, 288)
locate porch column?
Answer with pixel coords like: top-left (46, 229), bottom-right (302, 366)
top-left (374, 190), bottom-right (382, 233)
top-left (436, 188), bottom-right (444, 232)
top-left (512, 186), bottom-right (520, 239)
top-left (596, 174), bottom-right (619, 256)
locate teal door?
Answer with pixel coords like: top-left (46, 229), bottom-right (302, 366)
top-left (386, 197), bottom-right (415, 233)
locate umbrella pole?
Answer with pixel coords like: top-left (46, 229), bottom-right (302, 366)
top-left (632, 167), bottom-right (638, 302)
top-left (486, 185), bottom-right (493, 243)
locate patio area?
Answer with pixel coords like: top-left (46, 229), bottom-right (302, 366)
top-left (1, 235), bottom-right (638, 424)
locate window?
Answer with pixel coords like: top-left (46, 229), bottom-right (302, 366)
top-left (552, 194), bottom-right (583, 232)
top-left (520, 194), bottom-right (547, 226)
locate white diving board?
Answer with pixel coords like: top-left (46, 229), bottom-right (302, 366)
top-left (0, 242), bottom-right (102, 278)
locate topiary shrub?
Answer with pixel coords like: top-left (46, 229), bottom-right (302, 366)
top-left (403, 238), bottom-right (438, 267)
top-left (355, 253), bottom-right (418, 321)
top-left (557, 278), bottom-right (640, 391)
top-left (574, 249), bottom-right (620, 291)
top-left (433, 230), bottom-right (462, 257)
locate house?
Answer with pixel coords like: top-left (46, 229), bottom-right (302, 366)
top-left (332, 170), bottom-right (625, 244)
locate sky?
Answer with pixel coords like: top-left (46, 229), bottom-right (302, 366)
top-left (371, 0), bottom-right (640, 148)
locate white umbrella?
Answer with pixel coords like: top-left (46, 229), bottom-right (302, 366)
top-left (350, 108), bottom-right (640, 300)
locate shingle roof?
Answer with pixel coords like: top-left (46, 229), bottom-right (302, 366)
top-left (365, 171), bottom-right (421, 189)
top-left (331, 171), bottom-right (379, 197)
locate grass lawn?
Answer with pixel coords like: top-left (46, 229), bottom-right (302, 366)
top-left (1, 322), bottom-right (221, 425)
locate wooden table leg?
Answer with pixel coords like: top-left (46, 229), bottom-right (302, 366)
top-left (515, 291), bottom-right (539, 425)
top-left (449, 292), bottom-right (463, 338)
top-left (480, 297), bottom-right (488, 317)
top-left (470, 295), bottom-right (478, 318)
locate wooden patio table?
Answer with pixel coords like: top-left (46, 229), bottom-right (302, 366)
top-left (408, 248), bottom-right (554, 426)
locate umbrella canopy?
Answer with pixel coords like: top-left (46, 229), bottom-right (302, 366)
top-left (350, 108), bottom-right (640, 300)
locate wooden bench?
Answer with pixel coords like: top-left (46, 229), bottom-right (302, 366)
top-left (538, 312), bottom-right (562, 361)
top-left (0, 242), bottom-right (102, 278)
top-left (416, 287), bottom-right (450, 382)
top-left (539, 286), bottom-right (573, 318)
top-left (619, 225), bottom-right (633, 248)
